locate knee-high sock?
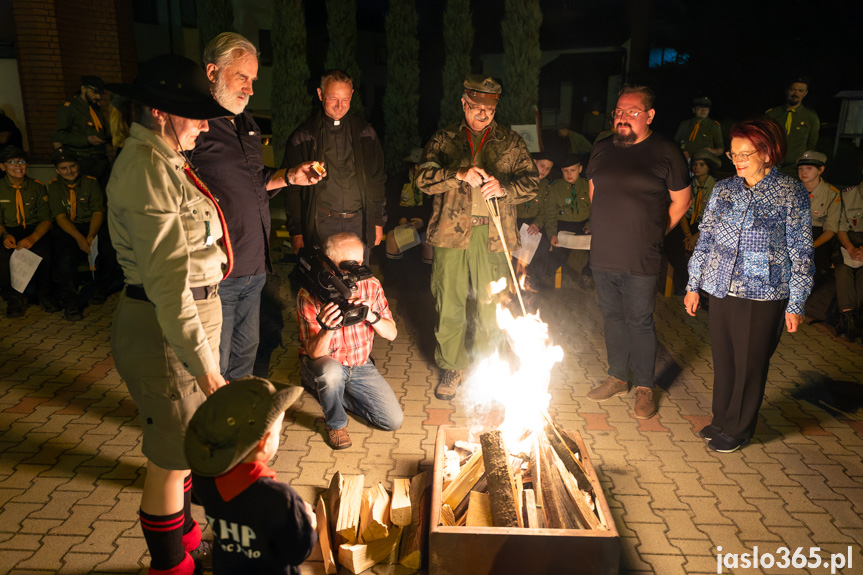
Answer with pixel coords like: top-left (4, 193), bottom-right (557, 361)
top-left (181, 474), bottom-right (202, 552)
top-left (139, 508), bottom-right (188, 572)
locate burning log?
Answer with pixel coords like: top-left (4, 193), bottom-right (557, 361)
top-left (359, 483), bottom-right (390, 542)
top-left (389, 478), bottom-right (411, 527)
top-left (479, 430), bottom-right (522, 528)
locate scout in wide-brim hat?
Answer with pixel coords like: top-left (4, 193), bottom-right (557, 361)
top-left (106, 55), bottom-right (232, 120)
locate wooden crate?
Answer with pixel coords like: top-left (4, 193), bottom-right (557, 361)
top-left (429, 426), bottom-right (620, 575)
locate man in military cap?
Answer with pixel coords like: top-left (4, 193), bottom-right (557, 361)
top-left (766, 77), bottom-right (820, 176)
top-left (416, 74), bottom-right (538, 400)
top-left (52, 76), bottom-right (112, 187)
top-left (673, 96), bottom-right (723, 160)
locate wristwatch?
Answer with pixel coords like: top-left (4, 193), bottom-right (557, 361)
top-left (368, 311), bottom-right (381, 325)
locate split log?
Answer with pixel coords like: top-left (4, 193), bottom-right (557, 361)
top-left (441, 447), bottom-right (484, 510)
top-left (359, 483), bottom-right (390, 542)
top-left (549, 416), bottom-right (583, 461)
top-left (335, 474), bottom-right (365, 544)
top-left (314, 495), bottom-right (337, 574)
top-left (338, 526), bottom-right (403, 574)
top-left (479, 430), bottom-right (522, 528)
top-left (543, 420), bottom-right (594, 498)
top-left (398, 470), bottom-right (431, 569)
top-left (466, 491), bottom-right (493, 527)
top-left (529, 436), bottom-right (545, 527)
top-left (442, 449), bottom-right (461, 488)
top-left (522, 489), bottom-right (539, 529)
top-left (452, 474), bottom-right (487, 519)
top-left (440, 504), bottom-right (456, 526)
top-left (514, 472), bottom-right (524, 522)
top-left (548, 443), bottom-right (603, 530)
top-left (390, 478), bottom-right (411, 527)
top-left (538, 437), bottom-right (580, 529)
top-left (454, 440), bottom-right (481, 464)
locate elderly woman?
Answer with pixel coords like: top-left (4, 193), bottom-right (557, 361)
top-left (106, 56), bottom-right (233, 574)
top-left (684, 118), bottom-right (814, 453)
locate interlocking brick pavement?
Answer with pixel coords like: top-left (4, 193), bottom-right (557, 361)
top-left (1, 247), bottom-right (863, 575)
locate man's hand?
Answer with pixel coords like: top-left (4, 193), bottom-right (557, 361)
top-left (785, 313), bottom-right (803, 333)
top-left (76, 235), bottom-right (91, 254)
top-left (2, 234), bottom-right (16, 249)
top-left (374, 225), bottom-right (383, 246)
top-left (683, 291), bottom-right (700, 316)
top-left (550, 235), bottom-right (560, 247)
top-left (456, 166), bottom-right (488, 188)
top-left (480, 176), bottom-right (504, 200)
top-left (291, 235), bottom-right (304, 253)
top-left (527, 223), bottom-right (540, 236)
top-left (851, 246), bottom-right (863, 261)
top-left (16, 236), bottom-right (35, 250)
top-left (289, 161), bottom-right (326, 186)
top-left (196, 372), bottom-right (226, 396)
top-left (317, 302), bottom-right (343, 330)
top-left (87, 135), bottom-right (105, 146)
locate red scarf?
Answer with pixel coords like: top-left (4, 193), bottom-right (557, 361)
top-left (214, 461), bottom-right (277, 502)
top-left (182, 163), bottom-right (234, 279)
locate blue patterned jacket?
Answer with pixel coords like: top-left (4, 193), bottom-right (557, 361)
top-left (686, 168), bottom-right (814, 315)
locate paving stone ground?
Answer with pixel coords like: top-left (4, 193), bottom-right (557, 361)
top-left (1, 248), bottom-right (862, 575)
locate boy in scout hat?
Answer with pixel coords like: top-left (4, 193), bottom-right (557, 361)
top-left (0, 146), bottom-right (60, 318)
top-left (47, 150), bottom-right (109, 320)
top-left (184, 377), bottom-right (316, 575)
top-left (798, 150), bottom-right (840, 283)
top-left (673, 96), bottom-right (724, 159)
top-left (544, 153), bottom-right (592, 289)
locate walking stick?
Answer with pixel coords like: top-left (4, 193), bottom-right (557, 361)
top-left (486, 196), bottom-right (527, 316)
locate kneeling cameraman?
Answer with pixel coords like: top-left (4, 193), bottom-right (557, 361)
top-left (296, 232), bottom-right (403, 450)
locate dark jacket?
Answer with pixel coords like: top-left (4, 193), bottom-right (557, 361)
top-left (281, 110), bottom-right (386, 246)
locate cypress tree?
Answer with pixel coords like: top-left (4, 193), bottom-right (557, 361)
top-left (498, 0), bottom-right (542, 125)
top-left (196, 0), bottom-right (234, 52)
top-left (325, 0), bottom-right (364, 116)
top-left (272, 0), bottom-right (312, 165)
top-left (439, 0), bottom-right (474, 129)
top-left (383, 0), bottom-right (420, 174)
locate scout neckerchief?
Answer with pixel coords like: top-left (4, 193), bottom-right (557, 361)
top-left (466, 127), bottom-right (490, 166)
top-left (65, 180), bottom-right (78, 222)
top-left (183, 164), bottom-right (234, 279)
top-left (691, 178), bottom-right (708, 225)
top-left (9, 179), bottom-right (26, 227)
top-left (88, 106), bottom-right (103, 134)
top-left (688, 119), bottom-right (701, 142)
top-left (568, 182), bottom-right (582, 215)
top-left (784, 108), bottom-right (794, 134)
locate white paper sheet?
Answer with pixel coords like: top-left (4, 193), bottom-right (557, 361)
top-left (841, 246), bottom-right (863, 269)
top-left (513, 223), bottom-right (542, 264)
top-left (556, 231), bottom-right (592, 250)
top-left (10, 248), bottom-right (42, 293)
top-left (88, 235), bottom-right (99, 276)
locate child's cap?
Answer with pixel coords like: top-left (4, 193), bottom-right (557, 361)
top-left (184, 376), bottom-right (303, 477)
top-left (0, 146), bottom-right (26, 163)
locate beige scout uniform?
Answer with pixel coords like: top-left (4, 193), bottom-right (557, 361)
top-left (810, 179), bottom-right (841, 230)
top-left (830, 182), bottom-right (863, 312)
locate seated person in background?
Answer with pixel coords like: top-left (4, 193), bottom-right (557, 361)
top-left (296, 232), bottom-right (403, 450)
top-left (185, 376), bottom-right (317, 575)
top-left (386, 148), bottom-right (433, 263)
top-left (0, 146), bottom-right (59, 318)
top-left (557, 125), bottom-right (593, 155)
top-left (830, 170), bottom-right (863, 341)
top-left (47, 151), bottom-right (109, 320)
top-left (544, 154), bottom-right (592, 289)
top-left (797, 150), bottom-right (841, 284)
top-left (664, 150), bottom-right (719, 295)
top-left (515, 151), bottom-right (553, 289)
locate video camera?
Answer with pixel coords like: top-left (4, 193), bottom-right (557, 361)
top-left (295, 246), bottom-right (374, 327)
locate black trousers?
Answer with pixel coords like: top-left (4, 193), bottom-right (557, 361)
top-left (708, 295), bottom-right (786, 440)
top-left (52, 223), bottom-right (110, 304)
top-left (547, 220), bottom-right (590, 276)
top-left (0, 226), bottom-right (52, 299)
top-left (812, 226), bottom-right (835, 278)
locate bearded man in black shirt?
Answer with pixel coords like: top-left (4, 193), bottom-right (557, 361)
top-left (584, 85), bottom-right (691, 419)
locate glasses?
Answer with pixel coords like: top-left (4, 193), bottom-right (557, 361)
top-left (726, 150), bottom-right (759, 162)
top-left (4, 160), bottom-right (26, 166)
top-left (464, 100), bottom-right (496, 115)
top-left (611, 108), bottom-right (645, 119)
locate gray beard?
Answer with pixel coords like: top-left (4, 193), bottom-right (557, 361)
top-left (213, 79), bottom-right (248, 115)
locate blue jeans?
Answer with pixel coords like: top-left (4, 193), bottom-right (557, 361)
top-left (218, 273), bottom-right (267, 380)
top-left (301, 356), bottom-right (403, 431)
top-left (593, 270), bottom-right (658, 388)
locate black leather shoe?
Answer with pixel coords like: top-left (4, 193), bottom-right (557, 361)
top-left (708, 432), bottom-right (750, 453)
top-left (699, 424), bottom-right (721, 441)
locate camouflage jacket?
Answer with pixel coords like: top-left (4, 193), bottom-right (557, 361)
top-left (417, 120), bottom-right (538, 252)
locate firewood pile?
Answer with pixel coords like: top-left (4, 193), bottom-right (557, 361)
top-left (310, 470), bottom-right (432, 574)
top-left (439, 415), bottom-right (607, 531)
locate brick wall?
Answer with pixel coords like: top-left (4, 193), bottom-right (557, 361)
top-left (11, 0), bottom-right (137, 161)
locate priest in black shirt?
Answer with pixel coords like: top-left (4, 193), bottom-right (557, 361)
top-left (584, 85), bottom-right (691, 419)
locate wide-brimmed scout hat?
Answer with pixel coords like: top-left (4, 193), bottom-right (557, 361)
top-left (106, 55), bottom-right (232, 120)
top-left (797, 150), bottom-right (827, 167)
top-left (0, 146), bottom-right (26, 163)
top-left (692, 150), bottom-right (721, 170)
top-left (464, 74), bottom-right (502, 106)
top-left (184, 376), bottom-right (304, 477)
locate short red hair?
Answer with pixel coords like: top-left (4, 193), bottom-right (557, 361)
top-left (729, 118), bottom-right (786, 169)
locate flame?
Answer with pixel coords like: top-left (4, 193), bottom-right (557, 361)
top-left (488, 277), bottom-right (508, 295)
top-left (463, 304), bottom-right (563, 453)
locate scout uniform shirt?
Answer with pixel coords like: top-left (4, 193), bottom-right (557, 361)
top-left (47, 175), bottom-right (104, 224)
top-left (673, 116), bottom-right (723, 157)
top-left (517, 177), bottom-right (549, 224)
top-left (52, 96), bottom-right (110, 158)
top-left (826, 182), bottom-right (863, 238)
top-left (808, 178), bottom-right (841, 229)
top-left (765, 104), bottom-right (819, 167)
top-left (0, 175), bottom-right (51, 230)
top-left (686, 175), bottom-right (716, 225)
top-left (543, 177), bottom-right (590, 239)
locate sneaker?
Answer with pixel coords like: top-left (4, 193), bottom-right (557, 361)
top-left (586, 376), bottom-right (628, 402)
top-left (633, 386), bottom-right (657, 419)
top-left (699, 424), bottom-right (721, 441)
top-left (326, 425), bottom-right (352, 450)
top-left (435, 369), bottom-right (462, 400)
top-left (189, 539), bottom-right (213, 574)
top-left (708, 432), bottom-right (750, 453)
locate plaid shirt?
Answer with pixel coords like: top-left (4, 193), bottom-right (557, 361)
top-left (297, 277), bottom-right (392, 366)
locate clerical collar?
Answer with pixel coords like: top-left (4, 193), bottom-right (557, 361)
top-left (325, 114), bottom-right (344, 128)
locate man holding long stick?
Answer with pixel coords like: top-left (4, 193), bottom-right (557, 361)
top-left (417, 74), bottom-right (538, 401)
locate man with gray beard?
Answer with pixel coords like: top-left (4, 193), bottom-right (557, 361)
top-left (190, 32), bottom-right (323, 380)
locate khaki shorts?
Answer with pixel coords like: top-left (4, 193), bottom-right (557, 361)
top-left (112, 294), bottom-right (222, 470)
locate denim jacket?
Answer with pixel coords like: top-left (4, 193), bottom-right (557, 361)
top-left (686, 168), bottom-right (814, 315)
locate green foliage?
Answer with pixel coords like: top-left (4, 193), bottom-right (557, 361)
top-left (196, 0), bottom-right (234, 53)
top-left (498, 0), bottom-right (542, 126)
top-left (325, 0), bottom-right (364, 117)
top-left (383, 0), bottom-right (420, 174)
top-left (439, 0), bottom-right (474, 129)
top-left (272, 0), bottom-right (312, 165)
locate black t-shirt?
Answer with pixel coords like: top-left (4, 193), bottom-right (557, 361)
top-left (586, 133), bottom-right (689, 275)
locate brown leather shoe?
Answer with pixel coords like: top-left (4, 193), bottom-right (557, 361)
top-left (326, 425), bottom-right (352, 450)
top-left (633, 386), bottom-right (657, 419)
top-left (586, 376), bottom-right (628, 402)
top-left (435, 369), bottom-right (462, 400)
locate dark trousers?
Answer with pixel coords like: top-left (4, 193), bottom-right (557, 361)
top-left (708, 295), bottom-right (786, 440)
top-left (547, 220), bottom-right (591, 276)
top-left (593, 270), bottom-right (658, 388)
top-left (313, 212), bottom-right (369, 264)
top-left (52, 223), bottom-right (110, 304)
top-left (516, 217), bottom-right (551, 279)
top-left (663, 224), bottom-right (694, 293)
top-left (812, 226), bottom-right (835, 279)
top-left (0, 226), bottom-right (52, 300)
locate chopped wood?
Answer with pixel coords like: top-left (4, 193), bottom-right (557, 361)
top-left (442, 449), bottom-right (461, 488)
top-left (314, 495), bottom-right (337, 574)
top-left (538, 437), bottom-right (580, 529)
top-left (335, 474), bottom-right (365, 544)
top-left (389, 478), bottom-right (411, 527)
top-left (543, 421), bottom-right (593, 498)
top-left (338, 526), bottom-right (403, 575)
top-left (359, 483), bottom-right (391, 542)
top-left (479, 430), bottom-right (522, 528)
top-left (440, 504), bottom-right (456, 526)
top-left (324, 472), bottom-right (342, 546)
top-left (452, 474), bottom-right (487, 519)
top-left (514, 472), bottom-right (524, 522)
top-left (522, 489), bottom-right (539, 529)
top-left (529, 436), bottom-right (544, 521)
top-left (399, 470), bottom-right (431, 569)
top-left (466, 491), bottom-right (493, 527)
top-left (549, 445), bottom-right (603, 530)
top-left (549, 416), bottom-right (583, 461)
top-left (456, 512), bottom-right (467, 526)
top-left (441, 447), bottom-right (484, 510)
top-left (454, 440), bottom-right (481, 464)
